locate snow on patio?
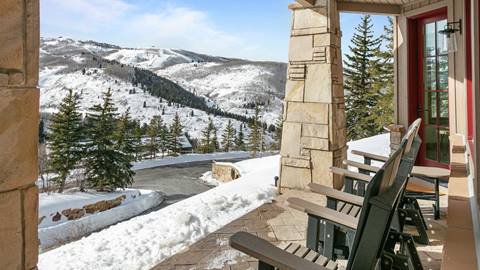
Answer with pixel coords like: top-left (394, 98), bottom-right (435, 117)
top-left (39, 189), bottom-right (162, 251)
top-left (38, 155), bottom-right (280, 270)
top-left (38, 134), bottom-right (390, 270)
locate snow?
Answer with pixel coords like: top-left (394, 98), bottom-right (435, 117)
top-left (39, 67), bottom-right (249, 140)
top-left (347, 133), bottom-right (391, 167)
top-left (38, 155), bottom-right (279, 270)
top-left (104, 48), bottom-right (191, 70)
top-left (39, 189), bottom-right (163, 251)
top-left (37, 134), bottom-right (391, 270)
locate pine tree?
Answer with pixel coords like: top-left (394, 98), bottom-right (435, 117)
top-left (146, 115), bottom-right (163, 158)
top-left (344, 15), bottom-right (383, 140)
top-left (235, 124), bottom-right (246, 151)
top-left (248, 106), bottom-right (262, 157)
top-left (133, 121), bottom-right (143, 161)
top-left (211, 125), bottom-right (219, 152)
top-left (221, 120), bottom-right (236, 152)
top-left (170, 113), bottom-right (183, 154)
top-left (84, 89), bottom-right (134, 191)
top-left (371, 17), bottom-right (395, 129)
top-left (274, 116), bottom-right (283, 150)
top-left (199, 119), bottom-right (216, 153)
top-left (48, 89), bottom-right (84, 192)
top-left (115, 108), bottom-right (135, 163)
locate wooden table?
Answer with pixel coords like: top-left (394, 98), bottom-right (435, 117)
top-left (409, 166), bottom-right (450, 219)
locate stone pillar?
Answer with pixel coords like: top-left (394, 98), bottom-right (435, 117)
top-left (0, 0), bottom-right (40, 269)
top-left (388, 124), bottom-right (405, 152)
top-left (279, 0), bottom-right (347, 191)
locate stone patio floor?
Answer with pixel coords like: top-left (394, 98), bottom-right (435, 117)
top-left (154, 188), bottom-right (447, 270)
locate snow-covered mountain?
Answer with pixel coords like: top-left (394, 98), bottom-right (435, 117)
top-left (40, 37), bottom-right (286, 140)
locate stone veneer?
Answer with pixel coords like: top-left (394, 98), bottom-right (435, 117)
top-left (0, 0), bottom-right (40, 269)
top-left (279, 0), bottom-right (347, 191)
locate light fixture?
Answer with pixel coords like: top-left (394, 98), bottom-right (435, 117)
top-left (438, 19), bottom-right (462, 53)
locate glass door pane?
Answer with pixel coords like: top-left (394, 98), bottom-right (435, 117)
top-left (423, 19), bottom-right (449, 165)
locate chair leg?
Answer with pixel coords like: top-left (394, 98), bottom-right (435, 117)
top-left (307, 215), bottom-right (321, 252)
top-left (405, 208), bottom-right (430, 245)
top-left (322, 222), bottom-right (335, 259)
top-left (411, 199), bottom-right (428, 230)
top-left (404, 235), bottom-right (424, 270)
top-left (258, 261), bottom-right (275, 270)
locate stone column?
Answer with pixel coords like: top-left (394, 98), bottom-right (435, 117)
top-left (279, 0), bottom-right (347, 191)
top-left (0, 0), bottom-right (40, 269)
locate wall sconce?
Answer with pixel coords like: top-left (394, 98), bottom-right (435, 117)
top-left (438, 19), bottom-right (462, 53)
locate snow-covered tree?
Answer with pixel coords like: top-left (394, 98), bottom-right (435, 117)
top-left (48, 89), bottom-right (84, 192)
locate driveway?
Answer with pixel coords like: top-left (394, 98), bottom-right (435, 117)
top-left (131, 158), bottom-right (246, 209)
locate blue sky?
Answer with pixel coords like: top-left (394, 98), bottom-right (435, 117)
top-left (41, 0), bottom-right (389, 62)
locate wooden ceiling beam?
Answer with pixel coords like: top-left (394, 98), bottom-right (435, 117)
top-left (337, 1), bottom-right (402, 15)
top-left (295, 0), bottom-right (316, 7)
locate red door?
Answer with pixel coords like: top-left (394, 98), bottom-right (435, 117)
top-left (409, 9), bottom-right (450, 168)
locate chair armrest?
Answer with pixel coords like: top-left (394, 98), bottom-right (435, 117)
top-left (343, 160), bottom-right (380, 173)
top-left (230, 232), bottom-right (325, 270)
top-left (351, 150), bottom-right (389, 162)
top-left (330, 167), bottom-right (373, 183)
top-left (308, 183), bottom-right (364, 206)
top-left (287, 197), bottom-right (358, 229)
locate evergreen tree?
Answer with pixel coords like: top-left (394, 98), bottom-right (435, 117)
top-left (274, 116), bottom-right (283, 150)
top-left (211, 125), bottom-right (219, 152)
top-left (235, 124), bottom-right (246, 151)
top-left (170, 113), bottom-right (183, 154)
top-left (371, 17), bottom-right (395, 129)
top-left (133, 121), bottom-right (143, 161)
top-left (221, 120), bottom-right (236, 152)
top-left (84, 89), bottom-right (134, 191)
top-left (48, 89), bottom-right (84, 192)
top-left (344, 15), bottom-right (382, 140)
top-left (39, 119), bottom-right (46, 144)
top-left (115, 108), bottom-right (135, 162)
top-left (146, 115), bottom-right (163, 158)
top-left (248, 106), bottom-right (262, 157)
top-left (199, 119), bottom-right (217, 153)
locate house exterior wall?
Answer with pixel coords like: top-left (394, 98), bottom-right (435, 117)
top-left (395, 0), bottom-right (469, 136)
top-left (279, 0), bottom-right (347, 191)
top-left (0, 0), bottom-right (39, 269)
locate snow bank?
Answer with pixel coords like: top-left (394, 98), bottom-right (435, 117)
top-left (39, 189), bottom-right (163, 251)
top-left (132, 151), bottom-right (273, 171)
top-left (38, 155), bottom-right (279, 270)
top-left (347, 133), bottom-right (390, 167)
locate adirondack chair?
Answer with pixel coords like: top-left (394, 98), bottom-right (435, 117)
top-left (284, 120), bottom-right (422, 259)
top-left (343, 120), bottom-right (430, 244)
top-left (230, 147), bottom-right (423, 270)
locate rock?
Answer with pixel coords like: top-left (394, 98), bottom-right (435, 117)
top-left (52, 212), bottom-right (61, 222)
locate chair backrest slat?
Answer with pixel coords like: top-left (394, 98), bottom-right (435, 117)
top-left (346, 142), bottom-right (407, 270)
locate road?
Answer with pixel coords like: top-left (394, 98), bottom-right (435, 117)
top-left (131, 158), bottom-right (246, 210)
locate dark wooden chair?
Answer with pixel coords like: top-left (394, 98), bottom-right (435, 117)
top-left (286, 121), bottom-right (422, 259)
top-left (230, 147), bottom-right (422, 270)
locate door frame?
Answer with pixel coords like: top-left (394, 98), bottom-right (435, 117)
top-left (407, 7), bottom-right (450, 168)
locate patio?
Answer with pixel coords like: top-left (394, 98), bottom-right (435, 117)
top-left (155, 188), bottom-right (447, 270)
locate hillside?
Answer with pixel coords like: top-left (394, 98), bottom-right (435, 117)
top-left (39, 37), bottom-right (286, 140)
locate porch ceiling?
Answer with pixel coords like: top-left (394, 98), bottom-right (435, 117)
top-left (295, 0), bottom-right (422, 15)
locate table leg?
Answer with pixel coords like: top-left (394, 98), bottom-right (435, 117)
top-left (434, 178), bottom-right (440, 219)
